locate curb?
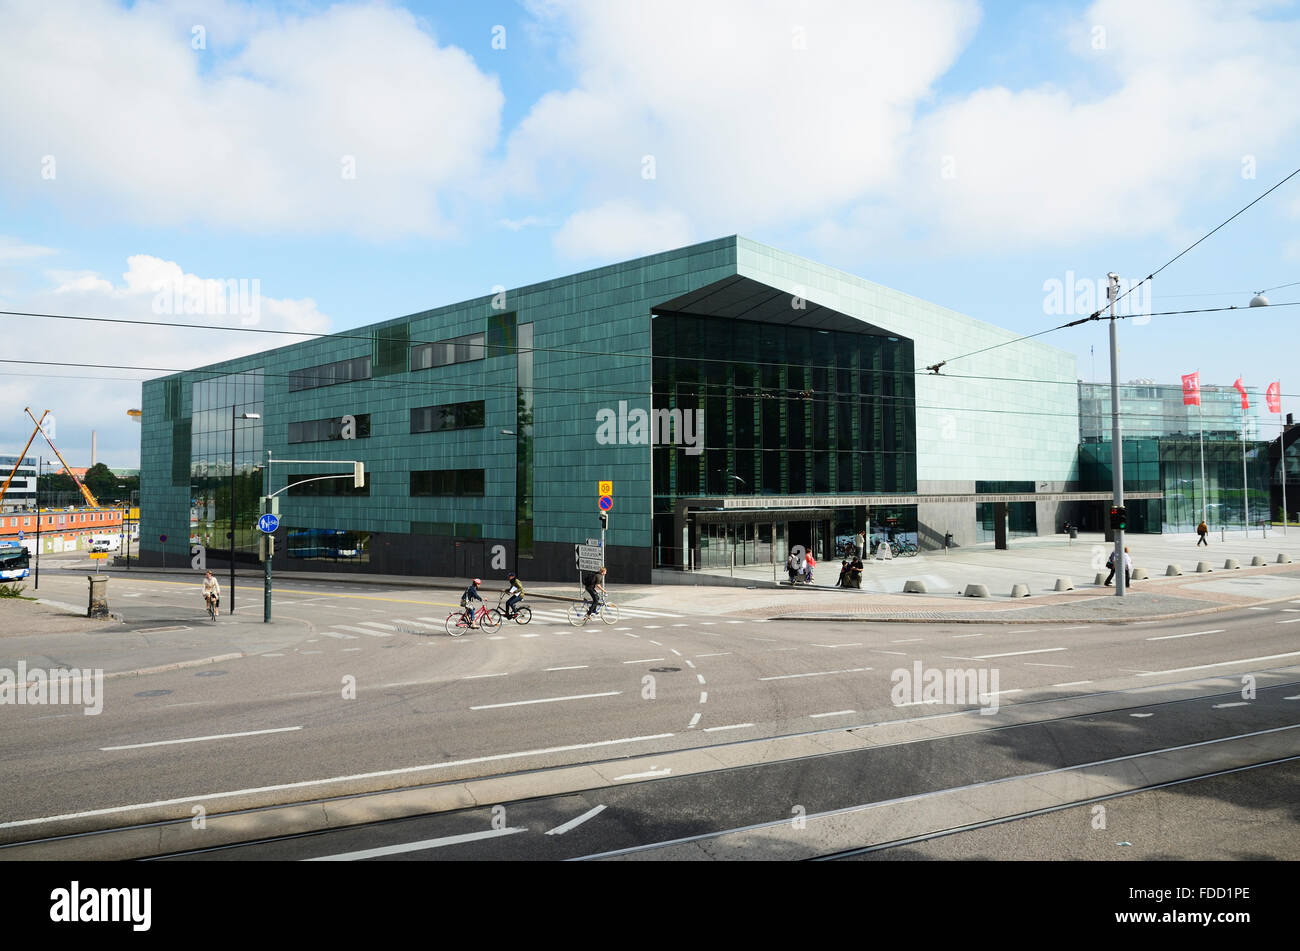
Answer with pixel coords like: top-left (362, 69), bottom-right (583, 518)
top-left (9, 652), bottom-right (247, 688)
top-left (768, 591), bottom-right (1300, 625)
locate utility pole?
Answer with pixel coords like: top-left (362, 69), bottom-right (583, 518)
top-left (34, 457), bottom-right (42, 590)
top-left (1108, 273), bottom-right (1125, 597)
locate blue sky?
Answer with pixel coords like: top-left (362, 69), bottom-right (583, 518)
top-left (2, 0), bottom-right (1298, 468)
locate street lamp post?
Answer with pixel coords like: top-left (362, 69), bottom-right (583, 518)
top-left (230, 407), bottom-right (261, 614)
top-left (34, 457), bottom-right (42, 590)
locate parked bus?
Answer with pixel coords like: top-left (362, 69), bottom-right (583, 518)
top-left (0, 542), bottom-right (31, 581)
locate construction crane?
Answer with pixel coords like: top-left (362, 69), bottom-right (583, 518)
top-left (22, 407), bottom-right (102, 509)
top-left (0, 410), bottom-right (49, 509)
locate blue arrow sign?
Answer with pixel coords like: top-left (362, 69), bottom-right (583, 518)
top-left (257, 513), bottom-right (280, 534)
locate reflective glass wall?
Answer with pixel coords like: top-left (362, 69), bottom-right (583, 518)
top-left (190, 371), bottom-right (265, 562)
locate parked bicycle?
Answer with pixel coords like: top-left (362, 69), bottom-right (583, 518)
top-left (445, 603), bottom-right (501, 636)
top-left (568, 593), bottom-right (620, 626)
top-left (490, 593), bottom-right (532, 626)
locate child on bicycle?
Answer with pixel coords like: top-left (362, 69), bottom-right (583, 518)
top-left (461, 578), bottom-right (483, 628)
top-left (202, 570), bottom-right (221, 617)
top-left (504, 572), bottom-right (525, 619)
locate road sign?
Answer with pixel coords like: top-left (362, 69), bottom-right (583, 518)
top-left (257, 513), bottom-right (280, 534)
top-left (89, 552), bottom-right (107, 560)
top-left (598, 496), bottom-right (613, 512)
top-left (160, 534), bottom-right (167, 543)
top-left (17, 531), bottom-right (22, 541)
top-left (586, 538), bottom-right (602, 547)
top-left (575, 543), bottom-right (603, 571)
top-left (598, 481), bottom-right (613, 496)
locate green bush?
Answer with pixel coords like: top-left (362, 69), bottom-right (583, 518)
top-left (0, 582), bottom-right (27, 598)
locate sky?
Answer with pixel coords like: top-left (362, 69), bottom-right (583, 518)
top-left (1, 0), bottom-right (1298, 470)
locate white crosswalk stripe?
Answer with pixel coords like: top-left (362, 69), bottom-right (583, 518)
top-left (332, 624), bottom-right (394, 638)
top-left (360, 622), bottom-right (397, 631)
top-left (391, 618), bottom-right (440, 629)
top-left (318, 629), bottom-right (359, 640)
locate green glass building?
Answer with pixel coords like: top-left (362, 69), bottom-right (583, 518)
top-left (139, 237), bottom-right (1082, 583)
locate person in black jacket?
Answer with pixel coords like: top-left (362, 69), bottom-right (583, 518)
top-left (583, 566), bottom-right (606, 616)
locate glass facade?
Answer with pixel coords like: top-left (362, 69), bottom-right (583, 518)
top-left (1079, 437), bottom-right (1271, 533)
top-left (1079, 382), bottom-right (1263, 441)
top-left (975, 480), bottom-right (1037, 543)
top-left (189, 370), bottom-right (264, 562)
top-left (516, 322), bottom-right (534, 558)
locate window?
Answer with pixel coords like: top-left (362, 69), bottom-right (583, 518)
top-left (24, 518), bottom-right (30, 526)
top-left (410, 401), bottom-right (485, 434)
top-left (288, 414), bottom-right (372, 444)
top-left (410, 469), bottom-right (485, 497)
top-left (289, 356), bottom-right (371, 392)
top-left (287, 473), bottom-right (370, 498)
top-left (410, 333), bottom-right (485, 371)
top-left (285, 528), bottom-right (370, 564)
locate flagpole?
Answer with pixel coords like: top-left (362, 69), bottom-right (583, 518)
top-left (1241, 378), bottom-right (1249, 538)
top-left (1199, 400), bottom-right (1206, 527)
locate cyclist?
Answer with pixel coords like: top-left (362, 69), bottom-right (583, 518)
top-left (503, 572), bottom-right (525, 619)
top-left (583, 566), bottom-right (606, 617)
top-left (202, 570), bottom-right (221, 617)
top-left (460, 578), bottom-right (484, 628)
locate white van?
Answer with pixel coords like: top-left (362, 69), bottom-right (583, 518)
top-left (87, 535), bottom-right (121, 553)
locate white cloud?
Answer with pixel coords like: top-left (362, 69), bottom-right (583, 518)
top-left (0, 0), bottom-right (504, 237)
top-left (0, 237), bottom-right (58, 264)
top-left (0, 252), bottom-right (331, 467)
top-left (503, 0), bottom-right (980, 248)
top-left (553, 200), bottom-right (694, 259)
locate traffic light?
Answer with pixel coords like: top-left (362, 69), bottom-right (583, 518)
top-left (599, 512), bottom-right (608, 530)
top-left (1109, 506), bottom-right (1128, 530)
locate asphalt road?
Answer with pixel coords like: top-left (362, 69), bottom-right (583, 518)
top-left (3, 562), bottom-right (1299, 858)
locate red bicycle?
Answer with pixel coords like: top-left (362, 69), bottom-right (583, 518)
top-left (445, 604), bottom-right (501, 636)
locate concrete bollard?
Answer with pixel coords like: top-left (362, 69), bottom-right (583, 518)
top-left (963, 583), bottom-right (990, 598)
top-left (1010, 583), bottom-right (1031, 598)
top-left (1094, 573), bottom-right (1107, 585)
top-left (1224, 558), bottom-right (1240, 570)
top-left (1252, 556), bottom-right (1267, 566)
top-left (1279, 554), bottom-right (1293, 564)
top-left (87, 574), bottom-right (110, 619)
top-left (1196, 562), bottom-right (1213, 573)
top-left (903, 579), bottom-right (927, 593)
top-left (1131, 567), bottom-right (1148, 581)
top-left (1166, 564), bottom-right (1182, 576)
top-left (1054, 577), bottom-right (1074, 591)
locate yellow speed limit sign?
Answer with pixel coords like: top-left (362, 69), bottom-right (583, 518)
top-left (598, 481), bottom-right (613, 496)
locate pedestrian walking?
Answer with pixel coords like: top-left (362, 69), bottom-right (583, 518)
top-left (1197, 520), bottom-right (1209, 547)
top-left (1104, 547), bottom-right (1133, 586)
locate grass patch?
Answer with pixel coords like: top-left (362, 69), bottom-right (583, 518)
top-left (0, 582), bottom-right (29, 599)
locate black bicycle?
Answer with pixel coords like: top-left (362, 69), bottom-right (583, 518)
top-left (490, 594), bottom-right (532, 626)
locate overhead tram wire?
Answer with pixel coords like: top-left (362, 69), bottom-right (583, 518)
top-left (919, 162), bottom-right (1300, 374)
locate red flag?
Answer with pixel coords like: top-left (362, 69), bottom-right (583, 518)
top-left (1233, 378), bottom-right (1249, 410)
top-left (1267, 381), bottom-right (1282, 413)
top-left (1181, 372), bottom-right (1201, 406)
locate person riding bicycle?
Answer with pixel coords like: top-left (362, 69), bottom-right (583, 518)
top-left (202, 570), bottom-right (221, 617)
top-left (504, 572), bottom-right (525, 618)
top-left (583, 566), bottom-right (606, 617)
top-left (460, 578), bottom-right (484, 628)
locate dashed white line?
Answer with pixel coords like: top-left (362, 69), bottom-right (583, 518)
top-left (648, 640), bottom-right (663, 646)
top-left (545, 804), bottom-right (606, 836)
top-left (703, 723), bottom-right (753, 733)
top-left (1147, 629), bottom-right (1225, 641)
top-left (1051, 681), bottom-right (1093, 687)
top-left (613, 768), bottom-right (671, 781)
top-left (545, 665), bottom-right (588, 671)
top-left (812, 643), bottom-right (863, 649)
top-left (684, 660), bottom-right (696, 668)
top-left (308, 827), bottom-right (526, 860)
top-left (1213, 702), bottom-right (1250, 709)
top-left (696, 674), bottom-right (706, 684)
top-left (1023, 662), bottom-right (1074, 668)
top-left (470, 691), bottom-right (620, 709)
top-left (699, 692), bottom-right (708, 703)
top-left (462, 673), bottom-right (509, 680)
top-left (1136, 650), bottom-right (1300, 677)
top-left (102, 726), bottom-right (301, 751)
top-left (688, 712), bottom-right (702, 729)
top-left (1278, 618), bottom-right (1300, 625)
top-left (696, 652), bottom-right (731, 657)
top-left (623, 658), bottom-right (665, 664)
top-left (758, 667), bottom-right (872, 681)
top-left (972, 648), bottom-right (1066, 659)
top-left (809, 710), bottom-right (856, 719)
top-left (669, 649), bottom-right (682, 656)
top-left (890, 638), bottom-right (923, 644)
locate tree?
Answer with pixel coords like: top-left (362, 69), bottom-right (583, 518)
top-left (82, 463), bottom-right (119, 502)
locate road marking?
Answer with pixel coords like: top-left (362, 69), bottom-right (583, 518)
top-left (890, 638), bottom-right (923, 643)
top-left (1023, 662), bottom-right (1073, 668)
top-left (672, 624), bottom-right (688, 627)
top-left (1057, 626), bottom-right (1090, 631)
top-left (332, 625), bottom-right (393, 638)
top-left (1051, 681), bottom-right (1093, 687)
top-left (546, 665), bottom-right (588, 671)
top-left (972, 648), bottom-right (1066, 659)
top-left (359, 622), bottom-right (397, 631)
top-left (613, 767), bottom-right (671, 781)
top-left (1247, 607), bottom-right (1270, 611)
top-left (622, 633), bottom-right (640, 638)
top-left (812, 643), bottom-right (863, 648)
top-left (874, 650), bottom-right (907, 655)
top-left (1137, 650), bottom-right (1300, 676)
top-left (1213, 702), bottom-right (1250, 709)
top-left (951, 633), bottom-right (987, 638)
top-left (1283, 609), bottom-right (1300, 613)
top-left (696, 652), bottom-right (731, 657)
top-left (488, 636), bottom-right (505, 640)
top-left (1147, 628), bottom-right (1226, 641)
top-left (688, 713), bottom-right (701, 728)
top-left (696, 674), bottom-right (706, 684)
top-left (765, 647), bottom-right (798, 652)
top-left (262, 653), bottom-right (285, 658)
top-left (319, 630), bottom-right (360, 640)
top-left (342, 648), bottom-right (362, 652)
top-left (545, 804), bottom-right (607, 836)
top-left (809, 710), bottom-right (856, 718)
top-left (1278, 618), bottom-right (1300, 625)
top-left (758, 667), bottom-right (872, 681)
top-left (470, 691), bottom-right (620, 710)
top-left (1130, 713), bottom-right (1153, 718)
top-left (670, 649), bottom-right (682, 656)
top-left (622, 658), bottom-right (665, 664)
top-left (725, 621), bottom-right (743, 624)
top-left (101, 726), bottom-right (301, 751)
top-left (462, 673), bottom-right (508, 679)
top-left (684, 660), bottom-right (695, 668)
top-left (1284, 695), bottom-right (1300, 700)
top-left (648, 640), bottom-right (663, 646)
top-left (308, 827), bottom-right (527, 861)
top-left (700, 691), bottom-right (708, 703)
top-left (520, 633), bottom-right (541, 638)
top-left (299, 650), bottom-right (323, 655)
top-left (986, 689), bottom-right (1023, 697)
top-left (699, 622), bottom-right (715, 625)
top-left (644, 625), bottom-right (662, 629)
top-left (703, 723), bottom-right (753, 733)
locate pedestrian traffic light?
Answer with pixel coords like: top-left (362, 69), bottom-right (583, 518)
top-left (1109, 506), bottom-right (1128, 530)
top-left (599, 512), bottom-right (608, 530)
